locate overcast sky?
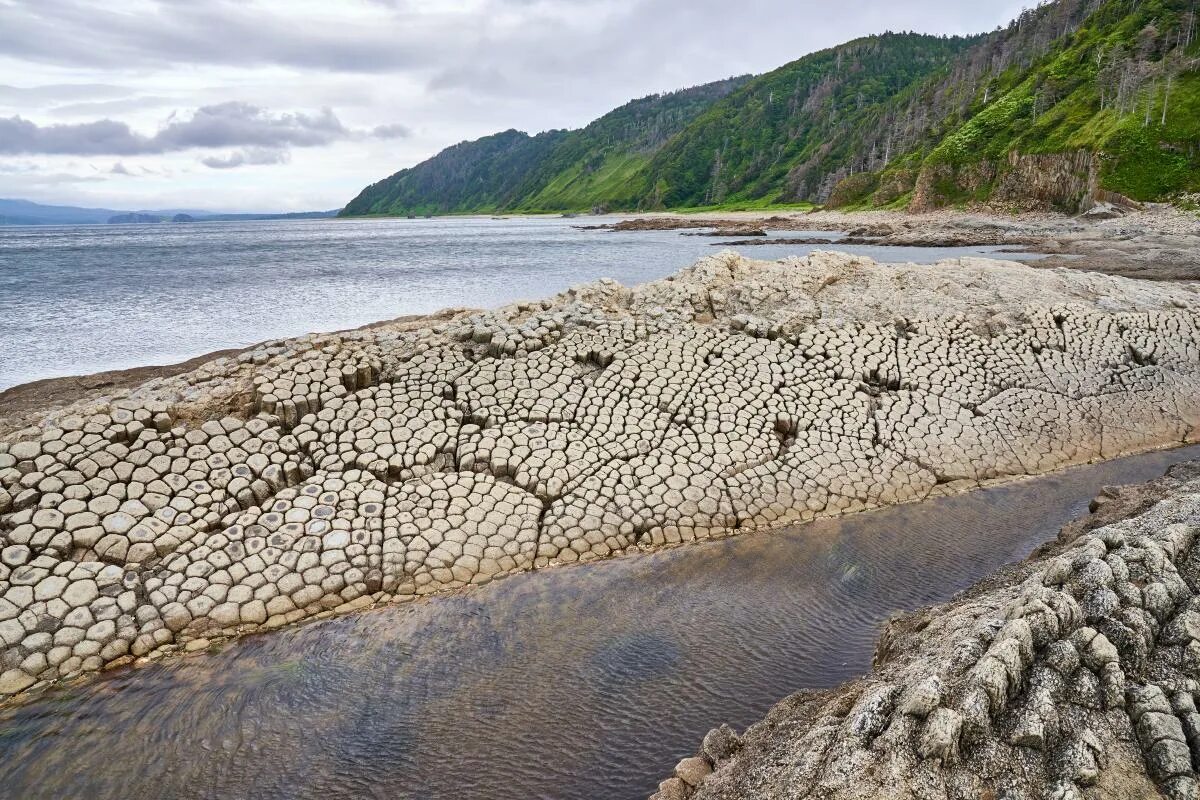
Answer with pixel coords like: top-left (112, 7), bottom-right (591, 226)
top-left (0, 0), bottom-right (1031, 212)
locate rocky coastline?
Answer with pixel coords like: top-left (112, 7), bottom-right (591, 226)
top-left (584, 205), bottom-right (1200, 281)
top-left (3, 249), bottom-right (1200, 704)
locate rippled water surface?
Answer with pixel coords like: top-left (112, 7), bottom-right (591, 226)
top-left (0, 217), bottom-right (1047, 390)
top-left (2, 445), bottom-right (1197, 800)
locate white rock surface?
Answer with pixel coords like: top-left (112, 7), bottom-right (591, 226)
top-left (1, 251), bottom-right (1200, 699)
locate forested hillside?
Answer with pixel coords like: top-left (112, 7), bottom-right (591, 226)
top-left (509, 77), bottom-right (749, 211)
top-left (343, 0), bottom-right (1200, 217)
top-left (341, 78), bottom-right (748, 216)
top-left (829, 0), bottom-right (1200, 210)
top-left (640, 33), bottom-right (980, 206)
top-left (340, 129), bottom-right (568, 217)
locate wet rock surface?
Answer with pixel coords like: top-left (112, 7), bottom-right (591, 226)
top-left (595, 206), bottom-right (1200, 281)
top-left (2, 250), bottom-right (1200, 702)
top-left (665, 464), bottom-right (1200, 800)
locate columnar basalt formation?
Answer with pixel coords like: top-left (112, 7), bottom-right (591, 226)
top-left (2, 251), bottom-right (1200, 701)
top-left (661, 465), bottom-right (1200, 800)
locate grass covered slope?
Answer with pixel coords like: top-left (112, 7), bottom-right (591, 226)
top-left (340, 129), bottom-right (569, 217)
top-left (510, 77), bottom-right (748, 212)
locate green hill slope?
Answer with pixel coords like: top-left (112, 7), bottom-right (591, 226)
top-left (341, 78), bottom-right (748, 217)
top-left (343, 0), bottom-right (1200, 217)
top-left (340, 129), bottom-right (568, 216)
top-left (825, 0), bottom-right (1200, 210)
top-left (909, 0), bottom-right (1200, 209)
top-left (639, 33), bottom-right (981, 207)
top-left (511, 77), bottom-right (748, 212)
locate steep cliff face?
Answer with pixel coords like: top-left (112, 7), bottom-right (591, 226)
top-left (896, 0), bottom-right (1200, 211)
top-left (903, 149), bottom-right (1159, 214)
top-left (908, 151), bottom-right (1115, 212)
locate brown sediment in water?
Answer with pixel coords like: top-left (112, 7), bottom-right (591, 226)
top-left (1, 250), bottom-right (1200, 705)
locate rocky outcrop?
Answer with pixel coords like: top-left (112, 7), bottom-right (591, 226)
top-left (910, 150), bottom-right (1140, 214)
top-left (2, 251), bottom-right (1200, 701)
top-left (825, 173), bottom-right (880, 209)
top-left (663, 461), bottom-right (1200, 800)
top-left (590, 206), bottom-right (1200, 282)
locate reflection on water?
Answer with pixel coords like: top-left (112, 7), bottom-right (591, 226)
top-left (3, 446), bottom-right (1198, 800)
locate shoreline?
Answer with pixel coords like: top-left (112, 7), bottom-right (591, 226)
top-left (580, 204), bottom-right (1200, 281)
top-left (5, 204), bottom-right (1194, 408)
top-left (0, 208), bottom-right (1072, 421)
top-left (0, 310), bottom-right (469, 440)
top-left (3, 248), bottom-right (1200, 704)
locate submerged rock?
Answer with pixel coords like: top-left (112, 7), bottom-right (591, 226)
top-left (1, 251), bottom-right (1200, 701)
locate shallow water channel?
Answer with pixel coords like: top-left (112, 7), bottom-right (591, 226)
top-left (3, 445), bottom-right (1200, 800)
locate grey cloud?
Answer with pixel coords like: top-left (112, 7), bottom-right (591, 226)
top-left (426, 0), bottom-right (1029, 104)
top-left (0, 169), bottom-right (108, 186)
top-left (427, 65), bottom-right (517, 94)
top-left (201, 147), bottom-right (290, 169)
top-left (0, 83), bottom-right (134, 105)
top-left (49, 95), bottom-right (177, 117)
top-left (0, 0), bottom-right (635, 76)
top-left (153, 103), bottom-right (347, 150)
top-left (1, 1), bottom-right (1030, 123)
top-left (371, 123), bottom-right (413, 139)
top-left (0, 0), bottom-right (436, 73)
top-left (0, 102), bottom-right (404, 156)
top-left (0, 117), bottom-right (151, 156)
top-left (109, 161), bottom-right (169, 177)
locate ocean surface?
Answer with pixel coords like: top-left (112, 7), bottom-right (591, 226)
top-left (1, 444), bottom-right (1195, 800)
top-left (0, 216), bottom-right (1048, 392)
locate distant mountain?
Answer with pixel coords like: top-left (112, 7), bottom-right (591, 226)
top-left (345, 0), bottom-right (1200, 215)
top-left (193, 210), bottom-right (341, 222)
top-left (0, 199), bottom-right (341, 226)
top-left (0, 199), bottom-right (121, 226)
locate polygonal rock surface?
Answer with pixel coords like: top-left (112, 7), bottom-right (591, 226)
top-left (1, 251), bottom-right (1200, 701)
